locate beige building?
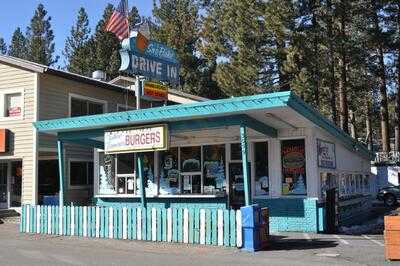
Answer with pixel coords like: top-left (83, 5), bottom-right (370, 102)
top-left (0, 55), bottom-right (205, 209)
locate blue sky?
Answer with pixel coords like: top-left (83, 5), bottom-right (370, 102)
top-left (0, 1), bottom-right (153, 67)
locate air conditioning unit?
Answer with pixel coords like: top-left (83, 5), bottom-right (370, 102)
top-left (92, 70), bottom-right (107, 81)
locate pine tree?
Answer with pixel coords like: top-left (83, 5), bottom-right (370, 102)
top-left (64, 7), bottom-right (91, 75)
top-left (152, 0), bottom-right (203, 94)
top-left (63, 7), bottom-right (90, 70)
top-left (90, 4), bottom-right (121, 79)
top-left (0, 38), bottom-right (7, 55)
top-left (8, 27), bottom-right (28, 59)
top-left (128, 6), bottom-right (142, 29)
top-left (26, 4), bottom-right (58, 65)
top-left (200, 0), bottom-right (268, 96)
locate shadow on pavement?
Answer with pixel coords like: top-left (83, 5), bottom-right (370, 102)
top-left (260, 235), bottom-right (338, 251)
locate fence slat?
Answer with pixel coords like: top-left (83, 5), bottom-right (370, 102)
top-left (156, 208), bottom-right (162, 241)
top-left (132, 208), bottom-right (137, 240)
top-left (217, 209), bottom-right (223, 246)
top-left (177, 208), bottom-right (183, 243)
top-left (183, 208), bottom-right (189, 244)
top-left (188, 208), bottom-right (194, 244)
top-left (236, 210), bottom-right (242, 248)
top-left (152, 208), bottom-right (157, 241)
top-left (223, 209), bottom-right (230, 247)
top-left (172, 208), bottom-right (177, 242)
top-left (137, 208), bottom-right (142, 240)
top-left (194, 208), bottom-right (200, 244)
top-left (167, 208), bottom-right (172, 242)
top-left (147, 208), bottom-right (152, 241)
top-left (229, 210), bottom-right (236, 247)
top-left (200, 209), bottom-right (205, 245)
top-left (211, 209), bottom-right (217, 245)
top-left (206, 209), bottom-right (212, 245)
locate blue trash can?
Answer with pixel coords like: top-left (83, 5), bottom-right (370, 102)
top-left (241, 204), bottom-right (269, 251)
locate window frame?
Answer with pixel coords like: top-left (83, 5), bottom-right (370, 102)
top-left (0, 88), bottom-right (24, 121)
top-left (68, 158), bottom-right (94, 189)
top-left (68, 93), bottom-right (107, 117)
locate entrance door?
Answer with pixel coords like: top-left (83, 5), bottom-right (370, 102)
top-left (229, 162), bottom-right (244, 209)
top-left (0, 163), bottom-right (8, 208)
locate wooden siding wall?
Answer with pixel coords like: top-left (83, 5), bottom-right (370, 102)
top-left (37, 74), bottom-right (139, 204)
top-left (0, 63), bottom-right (36, 204)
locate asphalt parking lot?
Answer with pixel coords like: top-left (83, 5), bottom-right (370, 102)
top-left (0, 223), bottom-right (397, 266)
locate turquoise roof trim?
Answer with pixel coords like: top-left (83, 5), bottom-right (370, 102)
top-left (33, 90), bottom-right (372, 159)
top-left (34, 91), bottom-right (292, 132)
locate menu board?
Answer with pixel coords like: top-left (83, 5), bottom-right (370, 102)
top-left (281, 139), bottom-right (307, 195)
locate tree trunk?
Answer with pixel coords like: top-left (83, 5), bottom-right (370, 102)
top-left (349, 109), bottom-right (357, 139)
top-left (312, 4), bottom-right (320, 108)
top-left (327, 0), bottom-right (337, 125)
top-left (372, 0), bottom-right (390, 152)
top-left (366, 106), bottom-right (373, 151)
top-left (277, 39), bottom-right (289, 91)
top-left (338, 11), bottom-right (349, 134)
top-left (395, 5), bottom-right (400, 152)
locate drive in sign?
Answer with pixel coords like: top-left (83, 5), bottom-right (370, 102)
top-left (105, 124), bottom-right (168, 154)
top-left (119, 33), bottom-right (180, 85)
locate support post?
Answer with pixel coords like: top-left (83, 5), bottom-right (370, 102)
top-left (57, 140), bottom-right (65, 207)
top-left (240, 124), bottom-right (251, 206)
top-left (137, 153), bottom-right (147, 208)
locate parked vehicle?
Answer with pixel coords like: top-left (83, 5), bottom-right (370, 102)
top-left (377, 186), bottom-right (400, 207)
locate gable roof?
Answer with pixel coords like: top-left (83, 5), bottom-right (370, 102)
top-left (33, 90), bottom-right (373, 160)
top-left (0, 55), bottom-right (129, 93)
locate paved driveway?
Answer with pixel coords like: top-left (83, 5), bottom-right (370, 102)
top-left (0, 224), bottom-right (396, 266)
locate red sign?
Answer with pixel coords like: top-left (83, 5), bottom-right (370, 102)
top-left (8, 107), bottom-right (21, 117)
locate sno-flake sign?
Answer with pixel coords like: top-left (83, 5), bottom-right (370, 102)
top-left (317, 139), bottom-right (336, 169)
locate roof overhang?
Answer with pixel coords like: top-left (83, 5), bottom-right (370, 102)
top-left (33, 90), bottom-right (374, 160)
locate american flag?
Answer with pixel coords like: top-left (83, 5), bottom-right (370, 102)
top-left (105, 0), bottom-right (129, 41)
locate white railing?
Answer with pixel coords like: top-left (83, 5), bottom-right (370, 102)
top-left (374, 151), bottom-right (400, 164)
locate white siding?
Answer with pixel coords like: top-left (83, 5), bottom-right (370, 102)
top-left (0, 63), bottom-right (36, 204)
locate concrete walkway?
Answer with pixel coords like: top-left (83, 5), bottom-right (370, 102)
top-left (0, 224), bottom-right (393, 266)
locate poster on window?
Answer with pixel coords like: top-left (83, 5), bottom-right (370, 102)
top-left (317, 139), bottom-right (336, 169)
top-left (281, 139), bottom-right (307, 195)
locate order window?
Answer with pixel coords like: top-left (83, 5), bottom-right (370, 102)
top-left (70, 161), bottom-right (94, 187)
top-left (70, 97), bottom-right (104, 117)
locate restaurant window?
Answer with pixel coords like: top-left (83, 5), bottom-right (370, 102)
top-left (180, 146), bottom-right (202, 194)
top-left (70, 96), bottom-right (105, 117)
top-left (160, 147), bottom-right (179, 195)
top-left (99, 153), bottom-right (117, 195)
top-left (203, 145), bottom-right (226, 195)
top-left (281, 139), bottom-right (307, 195)
top-left (70, 161), bottom-right (94, 187)
top-left (140, 152), bottom-right (157, 196)
top-left (254, 142), bottom-right (269, 196)
top-left (116, 153), bottom-right (135, 194)
top-left (230, 143), bottom-right (242, 161)
top-left (4, 93), bottom-right (22, 117)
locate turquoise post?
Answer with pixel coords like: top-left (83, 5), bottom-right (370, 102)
top-left (240, 125), bottom-right (251, 206)
top-left (137, 153), bottom-right (147, 208)
top-left (57, 140), bottom-right (65, 207)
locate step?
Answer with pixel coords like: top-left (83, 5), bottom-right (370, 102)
top-left (0, 209), bottom-right (20, 219)
top-left (0, 216), bottom-right (20, 224)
